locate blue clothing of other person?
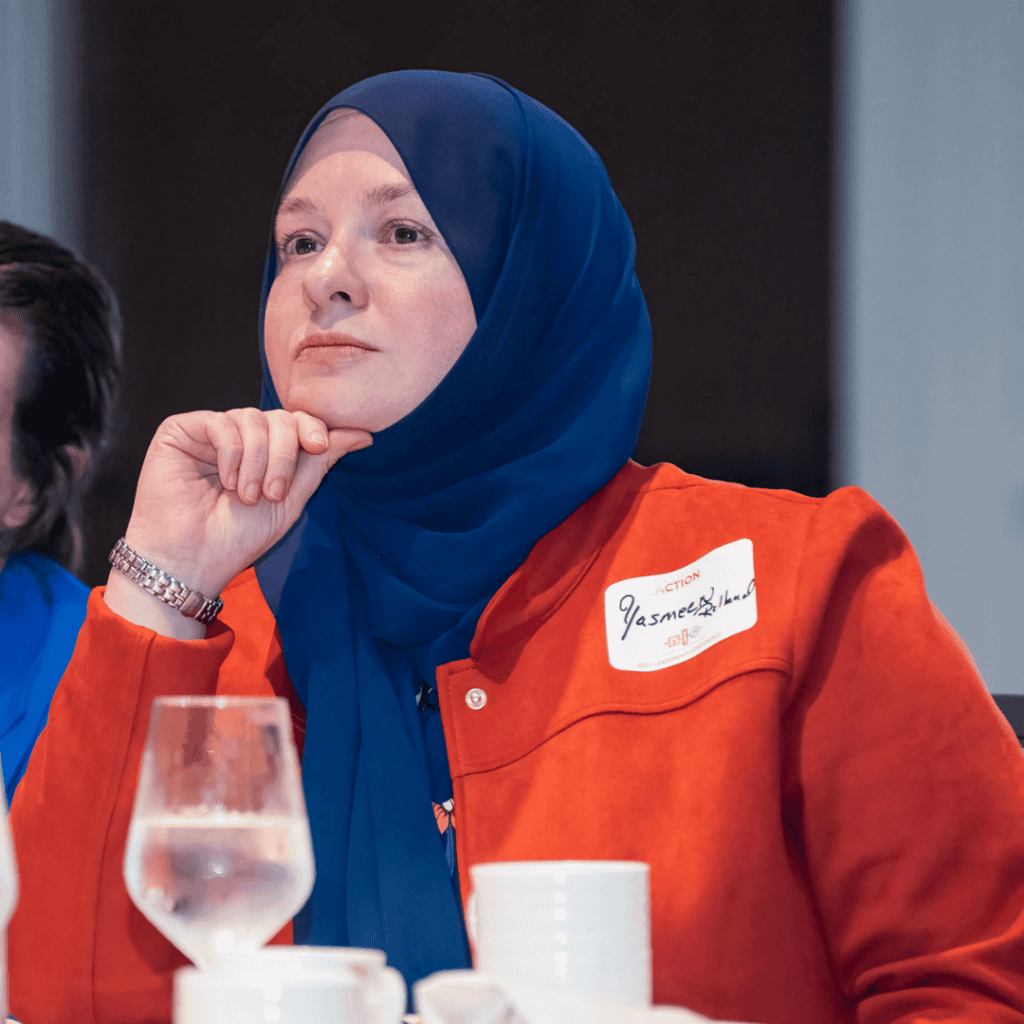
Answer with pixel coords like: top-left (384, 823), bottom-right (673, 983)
top-left (0, 552), bottom-right (89, 804)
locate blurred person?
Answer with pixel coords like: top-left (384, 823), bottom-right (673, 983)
top-left (0, 221), bottom-right (121, 804)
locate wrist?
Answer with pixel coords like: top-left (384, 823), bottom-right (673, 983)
top-left (104, 569), bottom-right (208, 640)
top-left (108, 535), bottom-right (224, 632)
top-left (123, 526), bottom-right (231, 600)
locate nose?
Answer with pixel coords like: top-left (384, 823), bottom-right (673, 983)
top-left (302, 238), bottom-right (369, 314)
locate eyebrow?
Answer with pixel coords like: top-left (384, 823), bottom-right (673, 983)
top-left (276, 196), bottom-right (326, 221)
top-left (361, 182), bottom-right (419, 207)
top-left (276, 182), bottom-right (420, 222)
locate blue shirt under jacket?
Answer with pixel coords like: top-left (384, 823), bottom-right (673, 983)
top-left (0, 551), bottom-right (89, 805)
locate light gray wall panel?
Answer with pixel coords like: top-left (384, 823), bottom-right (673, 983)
top-left (835, 0), bottom-right (1024, 692)
top-left (1, 0), bottom-right (78, 247)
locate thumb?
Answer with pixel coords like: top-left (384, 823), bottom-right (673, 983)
top-left (288, 428), bottom-right (373, 506)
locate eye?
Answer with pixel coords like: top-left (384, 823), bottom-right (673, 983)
top-left (384, 221), bottom-right (432, 245)
top-left (276, 231), bottom-right (323, 260)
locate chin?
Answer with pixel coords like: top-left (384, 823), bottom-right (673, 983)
top-left (282, 393), bottom-right (390, 434)
top-left (326, 412), bottom-right (388, 432)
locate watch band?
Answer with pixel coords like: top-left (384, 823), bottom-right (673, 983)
top-left (108, 537), bottom-right (224, 625)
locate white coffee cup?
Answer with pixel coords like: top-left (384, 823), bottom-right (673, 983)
top-left (220, 947), bottom-right (406, 1024)
top-left (467, 861), bottom-right (651, 1008)
top-left (174, 961), bottom-right (368, 1024)
top-left (415, 970), bottom-right (529, 1024)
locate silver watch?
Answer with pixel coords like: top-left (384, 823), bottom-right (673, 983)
top-left (108, 537), bottom-right (224, 625)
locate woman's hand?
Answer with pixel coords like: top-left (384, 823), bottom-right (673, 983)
top-left (104, 408), bottom-right (371, 637)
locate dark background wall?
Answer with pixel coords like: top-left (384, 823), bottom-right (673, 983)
top-left (79, 0), bottom-right (833, 586)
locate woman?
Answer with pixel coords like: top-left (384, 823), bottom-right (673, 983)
top-left (9, 72), bottom-right (1024, 1024)
top-left (0, 222), bottom-right (121, 805)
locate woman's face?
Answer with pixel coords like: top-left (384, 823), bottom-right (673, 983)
top-left (264, 111), bottom-right (478, 432)
top-left (0, 308), bottom-right (33, 538)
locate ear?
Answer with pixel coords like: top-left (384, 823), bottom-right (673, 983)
top-left (1, 476), bottom-right (34, 530)
top-left (62, 442), bottom-right (92, 480)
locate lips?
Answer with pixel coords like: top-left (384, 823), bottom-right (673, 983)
top-left (297, 331), bottom-right (378, 355)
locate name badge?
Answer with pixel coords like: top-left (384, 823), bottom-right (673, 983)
top-left (604, 539), bottom-right (757, 672)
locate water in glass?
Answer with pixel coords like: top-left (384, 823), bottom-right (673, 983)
top-left (123, 697), bottom-right (314, 970)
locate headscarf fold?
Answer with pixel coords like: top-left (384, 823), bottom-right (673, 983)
top-left (254, 70), bottom-right (652, 990)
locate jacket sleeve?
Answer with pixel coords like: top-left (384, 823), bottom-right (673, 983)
top-left (8, 589), bottom-right (235, 1024)
top-left (785, 488), bottom-right (1024, 1023)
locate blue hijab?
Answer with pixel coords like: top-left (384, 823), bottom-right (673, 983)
top-left (254, 71), bottom-right (651, 990)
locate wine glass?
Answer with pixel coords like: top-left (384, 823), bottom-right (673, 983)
top-left (123, 696), bottom-right (314, 970)
top-left (0, 770), bottom-right (20, 1023)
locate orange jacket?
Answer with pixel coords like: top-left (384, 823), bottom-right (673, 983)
top-left (9, 462), bottom-right (1024, 1024)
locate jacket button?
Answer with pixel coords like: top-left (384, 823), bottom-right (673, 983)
top-left (465, 687), bottom-right (487, 710)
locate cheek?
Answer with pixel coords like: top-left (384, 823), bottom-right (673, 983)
top-left (263, 277), bottom-right (295, 392)
top-left (0, 387), bottom-right (20, 500)
top-left (405, 274), bottom-right (477, 370)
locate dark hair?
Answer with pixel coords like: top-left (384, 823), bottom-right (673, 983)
top-left (0, 221), bottom-right (122, 576)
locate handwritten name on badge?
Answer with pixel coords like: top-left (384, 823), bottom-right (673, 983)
top-left (603, 539), bottom-right (757, 672)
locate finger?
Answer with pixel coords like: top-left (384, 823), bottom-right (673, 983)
top-left (325, 427), bottom-right (374, 466)
top-left (262, 411), bottom-right (301, 502)
top-left (227, 408), bottom-right (270, 505)
top-left (202, 413), bottom-right (245, 492)
top-left (292, 410), bottom-right (331, 454)
top-left (284, 428), bottom-right (373, 512)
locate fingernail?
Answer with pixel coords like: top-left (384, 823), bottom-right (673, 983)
top-left (309, 431), bottom-right (326, 447)
top-left (228, 471), bottom-right (238, 490)
top-left (244, 482), bottom-right (260, 502)
top-left (267, 478), bottom-right (285, 500)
